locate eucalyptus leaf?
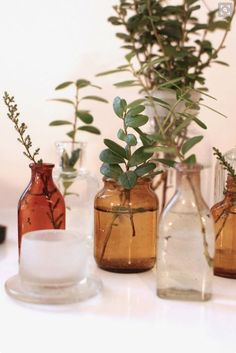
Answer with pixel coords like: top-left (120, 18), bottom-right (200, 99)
top-left (125, 114), bottom-right (149, 128)
top-left (128, 147), bottom-right (152, 167)
top-left (114, 80), bottom-right (139, 88)
top-left (127, 105), bottom-right (145, 116)
top-left (155, 158), bottom-right (176, 168)
top-left (76, 79), bottom-right (90, 89)
top-left (100, 149), bottom-right (125, 164)
top-left (100, 163), bottom-right (123, 179)
top-left (125, 134), bottom-right (137, 146)
top-left (135, 163), bottom-right (156, 177)
top-left (117, 128), bottom-right (126, 141)
top-left (118, 171), bottom-right (137, 189)
top-left (113, 96), bottom-right (127, 118)
top-left (104, 139), bottom-right (127, 159)
top-left (96, 68), bottom-right (129, 77)
top-left (127, 99), bottom-right (145, 109)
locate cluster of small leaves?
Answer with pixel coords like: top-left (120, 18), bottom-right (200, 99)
top-left (213, 147), bottom-right (236, 177)
top-left (3, 92), bottom-right (42, 164)
top-left (50, 79), bottom-right (108, 140)
top-left (100, 96), bottom-right (162, 189)
top-left (107, 0), bottom-right (235, 90)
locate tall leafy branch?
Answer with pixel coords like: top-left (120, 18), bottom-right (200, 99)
top-left (50, 79), bottom-right (108, 144)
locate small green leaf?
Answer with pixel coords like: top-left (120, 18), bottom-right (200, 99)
top-left (118, 171), bottom-right (137, 189)
top-left (113, 96), bottom-right (127, 118)
top-left (199, 103), bottom-right (227, 118)
top-left (125, 134), bottom-right (137, 146)
top-left (114, 80), bottom-right (139, 88)
top-left (181, 136), bottom-right (203, 155)
top-left (104, 139), bottom-right (127, 159)
top-left (145, 146), bottom-right (176, 154)
top-left (125, 52), bottom-right (136, 62)
top-left (193, 117), bottom-right (207, 130)
top-left (128, 147), bottom-right (152, 167)
top-left (76, 111), bottom-right (93, 124)
top-left (100, 163), bottom-right (123, 179)
top-left (146, 96), bottom-right (170, 107)
top-left (76, 79), bottom-right (90, 88)
top-left (78, 126), bottom-right (100, 134)
top-left (49, 120), bottom-right (72, 126)
top-left (117, 128), bottom-right (126, 141)
top-left (127, 99), bottom-right (145, 109)
top-left (100, 149), bottom-right (125, 164)
top-left (155, 158), bottom-right (176, 168)
top-left (127, 105), bottom-right (145, 116)
top-left (184, 154), bottom-right (196, 165)
top-left (212, 60), bottom-right (229, 67)
top-left (96, 69), bottom-right (129, 77)
top-left (135, 163), bottom-right (156, 177)
top-left (69, 148), bottom-right (81, 167)
top-left (67, 131), bottom-right (76, 139)
top-left (81, 95), bottom-right (108, 103)
top-left (50, 98), bottom-right (74, 105)
top-left (125, 114), bottom-right (149, 128)
top-left (55, 81), bottom-right (73, 90)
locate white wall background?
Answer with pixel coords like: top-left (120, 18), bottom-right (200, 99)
top-left (0, 0), bottom-right (235, 207)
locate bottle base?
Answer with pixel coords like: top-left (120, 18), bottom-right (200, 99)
top-left (96, 258), bottom-right (155, 273)
top-left (214, 268), bottom-right (236, 279)
top-left (157, 287), bottom-right (211, 301)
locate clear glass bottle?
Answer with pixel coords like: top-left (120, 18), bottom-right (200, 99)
top-left (157, 163), bottom-right (215, 301)
top-left (94, 177), bottom-right (158, 273)
top-left (18, 163), bottom-right (66, 252)
top-left (211, 175), bottom-right (236, 278)
top-left (55, 141), bottom-right (98, 239)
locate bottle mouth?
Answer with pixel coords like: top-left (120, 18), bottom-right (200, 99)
top-left (29, 163), bottom-right (55, 169)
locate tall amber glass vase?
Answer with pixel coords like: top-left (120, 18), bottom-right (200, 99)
top-left (94, 177), bottom-right (158, 273)
top-left (18, 163), bottom-right (66, 251)
top-left (211, 175), bottom-right (236, 278)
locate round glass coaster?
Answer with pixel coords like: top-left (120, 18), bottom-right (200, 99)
top-left (5, 275), bottom-right (102, 305)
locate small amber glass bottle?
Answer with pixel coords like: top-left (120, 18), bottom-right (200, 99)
top-left (18, 163), bottom-right (66, 252)
top-left (94, 177), bottom-right (158, 273)
top-left (211, 175), bottom-right (236, 278)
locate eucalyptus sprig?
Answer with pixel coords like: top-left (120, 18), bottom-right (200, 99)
top-left (3, 92), bottom-right (42, 164)
top-left (213, 147), bottom-right (236, 177)
top-left (50, 79), bottom-right (108, 144)
top-left (100, 96), bottom-right (162, 189)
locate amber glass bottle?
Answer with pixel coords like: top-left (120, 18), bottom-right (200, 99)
top-left (94, 177), bottom-right (158, 273)
top-left (211, 175), bottom-right (236, 278)
top-left (18, 163), bottom-right (66, 251)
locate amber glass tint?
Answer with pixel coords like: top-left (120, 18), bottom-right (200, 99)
top-left (94, 177), bottom-right (158, 273)
top-left (18, 163), bottom-right (66, 252)
top-left (211, 175), bottom-right (236, 278)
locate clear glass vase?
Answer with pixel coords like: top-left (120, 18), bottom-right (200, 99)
top-left (55, 141), bottom-right (99, 239)
top-left (211, 175), bottom-right (236, 278)
top-left (157, 163), bottom-right (215, 301)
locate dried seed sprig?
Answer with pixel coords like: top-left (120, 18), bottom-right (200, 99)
top-left (213, 147), bottom-right (236, 177)
top-left (3, 92), bottom-right (42, 163)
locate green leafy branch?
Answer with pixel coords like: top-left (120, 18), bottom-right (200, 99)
top-left (100, 96), bottom-right (162, 189)
top-left (213, 147), bottom-right (236, 177)
top-left (49, 79), bottom-right (108, 144)
top-left (3, 92), bottom-right (42, 164)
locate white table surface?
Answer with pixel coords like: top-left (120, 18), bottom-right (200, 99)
top-left (0, 208), bottom-right (236, 353)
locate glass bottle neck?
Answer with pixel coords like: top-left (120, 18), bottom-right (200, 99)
top-left (175, 164), bottom-right (202, 201)
top-left (30, 163), bottom-right (54, 185)
top-left (225, 175), bottom-right (236, 194)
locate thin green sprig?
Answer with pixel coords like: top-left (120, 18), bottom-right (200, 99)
top-left (3, 92), bottom-right (42, 164)
top-left (213, 147), bottom-right (236, 177)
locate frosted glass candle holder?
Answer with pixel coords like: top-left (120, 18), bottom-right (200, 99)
top-left (5, 230), bottom-right (102, 304)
